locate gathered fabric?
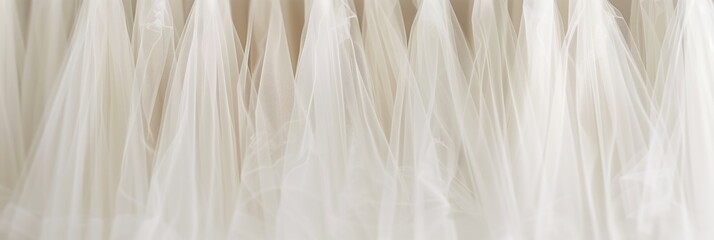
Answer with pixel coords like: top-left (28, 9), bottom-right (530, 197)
top-left (1, 0), bottom-right (712, 239)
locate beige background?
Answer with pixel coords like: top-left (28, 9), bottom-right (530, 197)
top-left (263, 0), bottom-right (638, 69)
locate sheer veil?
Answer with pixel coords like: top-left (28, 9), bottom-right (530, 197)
top-left (4, 0), bottom-right (714, 239)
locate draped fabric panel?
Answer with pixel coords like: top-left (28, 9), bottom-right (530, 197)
top-left (2, 0), bottom-right (712, 239)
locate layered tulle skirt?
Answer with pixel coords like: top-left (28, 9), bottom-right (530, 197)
top-left (2, 0), bottom-right (713, 239)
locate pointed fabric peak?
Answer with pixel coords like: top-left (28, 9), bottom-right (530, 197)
top-left (1, 0), bottom-right (133, 239)
top-left (408, 0), bottom-right (480, 239)
top-left (629, 0), bottom-right (674, 90)
top-left (450, 0), bottom-right (522, 237)
top-left (652, 0), bottom-right (714, 238)
top-left (136, 0), bottom-right (244, 238)
top-left (508, 0), bottom-right (582, 238)
top-left (361, 0), bottom-right (405, 137)
top-left (20, 0), bottom-right (82, 149)
top-left (564, 0), bottom-right (655, 238)
top-left (275, 0), bottom-right (391, 239)
top-left (363, 0), bottom-right (443, 239)
top-left (229, 0), bottom-right (293, 238)
top-left (112, 0), bottom-right (182, 238)
top-left (470, 0), bottom-right (516, 135)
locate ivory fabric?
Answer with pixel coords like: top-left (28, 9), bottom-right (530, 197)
top-left (1, 0), bottom-right (711, 239)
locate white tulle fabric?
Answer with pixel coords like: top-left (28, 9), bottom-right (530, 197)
top-left (2, 0), bottom-right (714, 239)
top-left (2, 1), bottom-right (133, 239)
top-left (0, 0), bottom-right (24, 209)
